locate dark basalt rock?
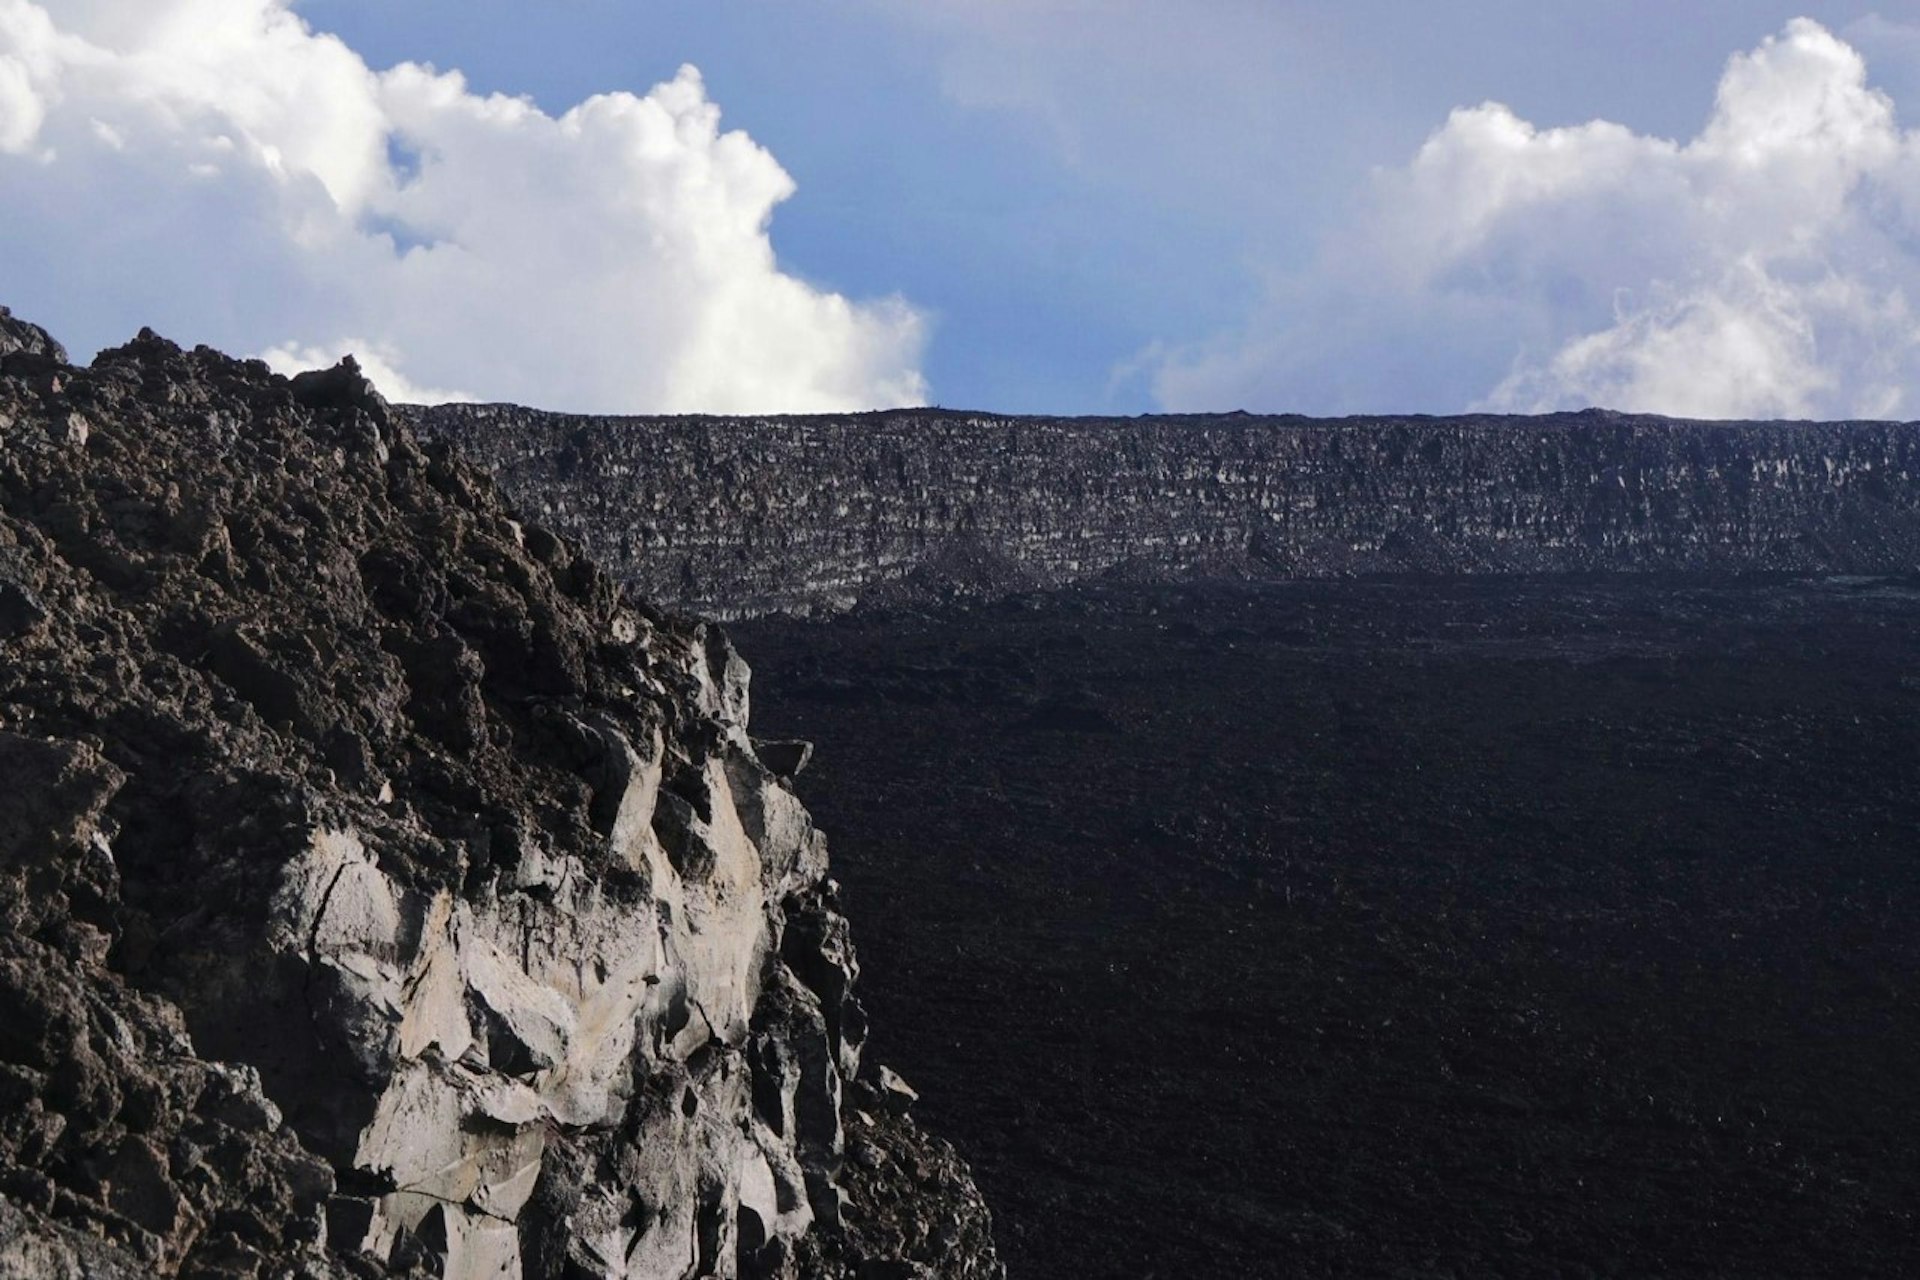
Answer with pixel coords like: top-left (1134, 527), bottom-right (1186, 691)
top-left (0, 305), bottom-right (67, 365)
top-left (408, 403), bottom-right (1920, 619)
top-left (0, 310), bottom-right (1000, 1279)
top-left (753, 739), bottom-right (814, 780)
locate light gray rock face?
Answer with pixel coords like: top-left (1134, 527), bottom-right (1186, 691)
top-left (409, 405), bottom-right (1920, 619)
top-left (0, 318), bottom-right (1000, 1278)
top-left (245, 638), bottom-right (848, 1279)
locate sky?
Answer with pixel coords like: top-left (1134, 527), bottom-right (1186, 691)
top-left (3, 3), bottom-right (1920, 419)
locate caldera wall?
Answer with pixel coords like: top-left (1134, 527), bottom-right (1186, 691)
top-left (409, 406), bottom-right (1920, 618)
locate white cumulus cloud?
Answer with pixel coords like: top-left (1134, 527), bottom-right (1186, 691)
top-left (1156, 18), bottom-right (1920, 421)
top-left (0, 0), bottom-right (928, 412)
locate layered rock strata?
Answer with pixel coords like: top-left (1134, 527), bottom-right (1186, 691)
top-left (411, 405), bottom-right (1920, 618)
top-left (0, 314), bottom-right (999, 1279)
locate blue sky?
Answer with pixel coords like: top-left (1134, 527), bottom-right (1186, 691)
top-left (3, 3), bottom-right (1920, 417)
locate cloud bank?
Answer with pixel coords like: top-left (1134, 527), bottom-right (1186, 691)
top-left (1157, 19), bottom-right (1920, 421)
top-left (0, 0), bottom-right (927, 411)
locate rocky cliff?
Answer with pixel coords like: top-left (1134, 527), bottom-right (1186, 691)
top-left (410, 405), bottom-right (1920, 618)
top-left (0, 308), bottom-right (1000, 1280)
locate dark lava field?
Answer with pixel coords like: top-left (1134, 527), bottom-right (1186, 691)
top-left (734, 576), bottom-right (1920, 1278)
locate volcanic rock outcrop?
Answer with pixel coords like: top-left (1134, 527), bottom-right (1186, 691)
top-left (410, 405), bottom-right (1920, 618)
top-left (0, 312), bottom-right (1000, 1279)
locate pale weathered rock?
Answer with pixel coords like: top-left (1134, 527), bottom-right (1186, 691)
top-left (872, 1069), bottom-right (919, 1117)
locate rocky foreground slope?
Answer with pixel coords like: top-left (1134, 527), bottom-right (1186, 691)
top-left (0, 307), bottom-right (1000, 1279)
top-left (412, 405), bottom-right (1920, 618)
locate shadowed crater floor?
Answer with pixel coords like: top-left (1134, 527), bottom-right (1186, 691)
top-left (736, 576), bottom-right (1920, 1278)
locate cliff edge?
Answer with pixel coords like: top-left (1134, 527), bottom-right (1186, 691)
top-left (410, 405), bottom-right (1920, 618)
top-left (0, 311), bottom-right (1000, 1279)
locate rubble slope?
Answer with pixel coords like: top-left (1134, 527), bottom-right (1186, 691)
top-left (0, 308), bottom-right (999, 1280)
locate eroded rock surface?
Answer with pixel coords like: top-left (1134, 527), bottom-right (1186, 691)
top-left (410, 404), bottom-right (1920, 618)
top-left (0, 309), bottom-right (1000, 1279)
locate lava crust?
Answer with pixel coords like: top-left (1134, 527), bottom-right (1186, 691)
top-left (738, 577), bottom-right (1920, 1278)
